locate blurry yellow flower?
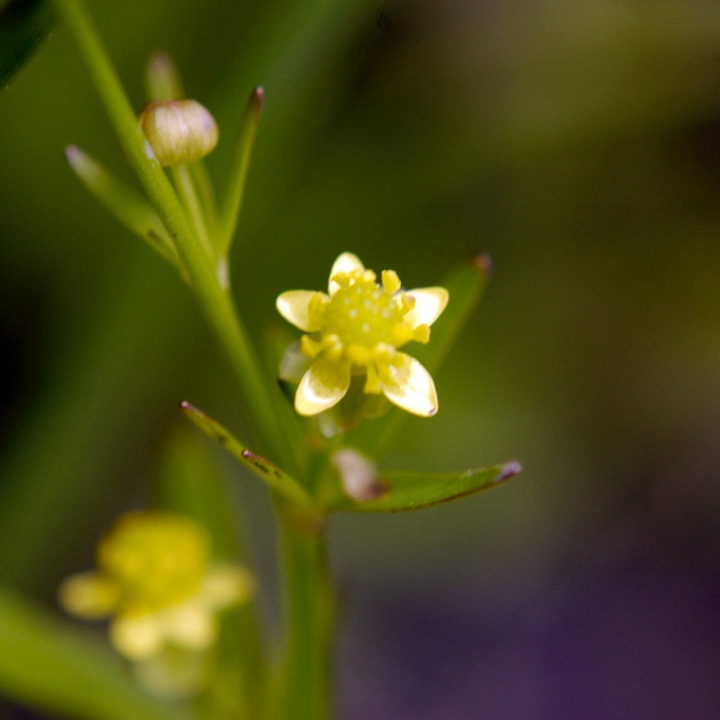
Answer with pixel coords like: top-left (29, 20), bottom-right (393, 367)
top-left (276, 252), bottom-right (448, 417)
top-left (59, 512), bottom-right (253, 661)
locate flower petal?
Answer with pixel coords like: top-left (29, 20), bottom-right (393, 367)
top-left (382, 353), bottom-right (438, 417)
top-left (295, 358), bottom-right (351, 415)
top-left (199, 565), bottom-right (255, 609)
top-left (329, 252), bottom-right (364, 295)
top-left (162, 604), bottom-right (216, 650)
top-left (276, 291), bottom-right (328, 331)
top-left (405, 287), bottom-right (449, 328)
top-left (58, 572), bottom-right (119, 618)
top-left (111, 614), bottom-right (164, 660)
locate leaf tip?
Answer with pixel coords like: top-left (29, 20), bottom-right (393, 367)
top-left (64, 144), bottom-right (88, 171)
top-left (495, 460), bottom-right (522, 484)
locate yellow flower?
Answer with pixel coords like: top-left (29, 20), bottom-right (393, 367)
top-left (59, 512), bottom-right (253, 661)
top-left (276, 252), bottom-right (448, 417)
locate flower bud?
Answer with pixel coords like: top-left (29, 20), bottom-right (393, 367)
top-left (139, 99), bottom-right (218, 166)
top-left (333, 448), bottom-right (386, 502)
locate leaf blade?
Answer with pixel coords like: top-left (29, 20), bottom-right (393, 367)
top-left (180, 401), bottom-right (313, 509)
top-left (329, 460), bottom-right (521, 512)
top-left (65, 145), bottom-right (180, 267)
top-left (0, 586), bottom-right (188, 720)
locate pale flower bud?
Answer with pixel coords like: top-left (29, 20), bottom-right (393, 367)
top-left (333, 448), bottom-right (386, 502)
top-left (139, 99), bottom-right (218, 166)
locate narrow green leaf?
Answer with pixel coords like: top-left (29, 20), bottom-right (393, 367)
top-left (348, 253), bottom-right (492, 456)
top-left (219, 87), bottom-right (264, 256)
top-left (0, 586), bottom-right (188, 720)
top-left (145, 50), bottom-right (183, 102)
top-left (328, 460), bottom-right (521, 512)
top-left (65, 145), bottom-right (180, 267)
top-left (181, 401), bottom-right (313, 509)
top-left (414, 253), bottom-right (492, 373)
top-left (0, 0), bottom-right (54, 91)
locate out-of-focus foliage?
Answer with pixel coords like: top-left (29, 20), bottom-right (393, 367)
top-left (0, 0), bottom-right (54, 91)
top-left (2, 0), bottom-right (720, 717)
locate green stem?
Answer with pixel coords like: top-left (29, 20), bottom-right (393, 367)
top-left (170, 163), bottom-right (213, 259)
top-left (54, 0), bottom-right (298, 472)
top-left (190, 161), bottom-right (221, 247)
top-left (275, 505), bottom-right (334, 720)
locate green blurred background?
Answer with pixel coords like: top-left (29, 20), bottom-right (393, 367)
top-left (3, 0), bottom-right (720, 717)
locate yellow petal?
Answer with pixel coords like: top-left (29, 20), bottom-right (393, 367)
top-left (111, 614), bottom-right (164, 660)
top-left (382, 353), bottom-right (438, 416)
top-left (276, 291), bottom-right (328, 331)
top-left (58, 573), bottom-right (119, 619)
top-left (200, 565), bottom-right (255, 608)
top-left (163, 604), bottom-right (215, 650)
top-left (295, 358), bottom-right (351, 415)
top-left (404, 287), bottom-right (449, 328)
top-left (329, 252), bottom-right (364, 295)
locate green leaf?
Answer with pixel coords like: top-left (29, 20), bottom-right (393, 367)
top-left (219, 87), bottom-right (264, 257)
top-left (0, 0), bottom-right (54, 92)
top-left (414, 253), bottom-right (492, 373)
top-left (65, 145), bottom-right (180, 267)
top-left (0, 586), bottom-right (188, 720)
top-left (144, 50), bottom-right (183, 102)
top-left (180, 401), bottom-right (313, 509)
top-left (328, 461), bottom-right (521, 512)
top-left (348, 253), bottom-right (492, 456)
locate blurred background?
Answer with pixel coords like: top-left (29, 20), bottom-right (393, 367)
top-left (2, 0), bottom-right (720, 717)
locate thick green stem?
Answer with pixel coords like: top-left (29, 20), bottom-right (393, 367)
top-left (275, 505), bottom-right (334, 720)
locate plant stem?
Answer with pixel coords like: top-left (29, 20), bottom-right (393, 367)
top-left (170, 163), bottom-right (213, 259)
top-left (53, 0), bottom-right (299, 472)
top-left (275, 505), bottom-right (334, 720)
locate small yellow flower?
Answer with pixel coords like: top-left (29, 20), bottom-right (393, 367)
top-left (276, 252), bottom-right (448, 417)
top-left (59, 512), bottom-right (253, 662)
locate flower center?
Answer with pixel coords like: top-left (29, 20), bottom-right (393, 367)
top-left (98, 514), bottom-right (207, 614)
top-left (324, 273), bottom-right (406, 350)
